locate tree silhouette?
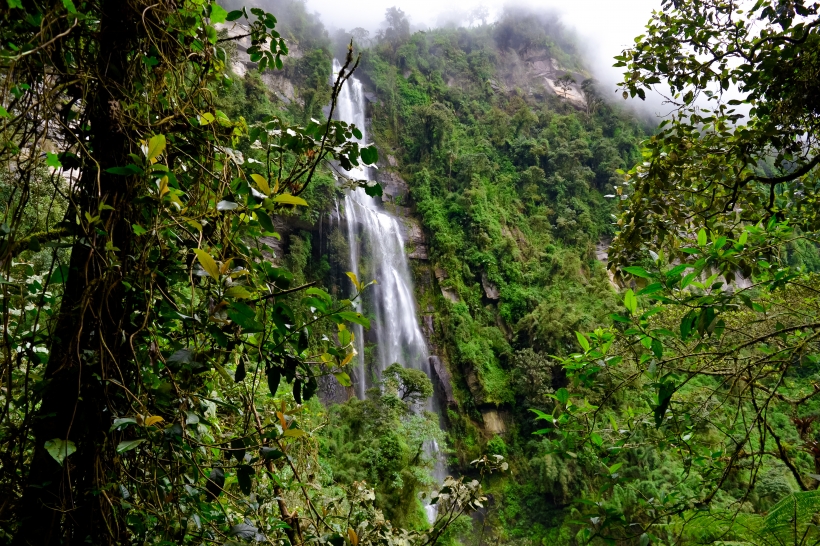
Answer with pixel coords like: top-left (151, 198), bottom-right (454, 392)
top-left (555, 73), bottom-right (576, 98)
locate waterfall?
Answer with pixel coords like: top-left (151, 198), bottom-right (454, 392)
top-left (332, 60), bottom-right (446, 521)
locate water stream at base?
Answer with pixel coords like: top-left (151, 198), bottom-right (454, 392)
top-left (332, 59), bottom-right (446, 522)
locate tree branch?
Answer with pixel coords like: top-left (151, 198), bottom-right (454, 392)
top-left (766, 420), bottom-right (810, 491)
top-left (245, 281), bottom-right (317, 304)
top-left (747, 153), bottom-right (820, 186)
top-left (2, 227), bottom-right (71, 262)
top-left (217, 33), bottom-right (251, 43)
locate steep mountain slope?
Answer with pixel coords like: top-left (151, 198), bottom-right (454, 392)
top-left (220, 3), bottom-right (650, 542)
top-left (349, 11), bottom-right (649, 542)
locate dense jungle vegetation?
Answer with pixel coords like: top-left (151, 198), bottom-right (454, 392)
top-left (1, 0), bottom-right (820, 544)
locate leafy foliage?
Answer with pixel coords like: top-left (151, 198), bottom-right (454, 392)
top-left (0, 1), bottom-right (491, 544)
top-left (611, 0), bottom-right (820, 268)
top-left (320, 366), bottom-right (442, 526)
top-left (534, 1), bottom-right (820, 543)
top-left (358, 10), bottom-right (645, 416)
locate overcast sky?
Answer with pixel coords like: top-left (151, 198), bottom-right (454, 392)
top-left (305, 0), bottom-right (660, 64)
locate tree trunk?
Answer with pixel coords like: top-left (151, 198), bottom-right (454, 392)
top-left (13, 2), bottom-right (145, 544)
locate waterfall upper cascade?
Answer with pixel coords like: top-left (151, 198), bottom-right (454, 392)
top-left (333, 59), bottom-right (431, 398)
top-left (332, 60), bottom-right (445, 521)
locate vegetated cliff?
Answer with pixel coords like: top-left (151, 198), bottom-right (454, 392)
top-left (349, 9), bottom-right (652, 542)
top-left (221, 2), bottom-right (652, 542)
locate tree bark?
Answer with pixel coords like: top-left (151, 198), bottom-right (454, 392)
top-left (13, 2), bottom-right (145, 544)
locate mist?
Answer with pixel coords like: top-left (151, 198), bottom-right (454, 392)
top-left (307, 0), bottom-right (671, 119)
top-left (223, 0), bottom-right (677, 121)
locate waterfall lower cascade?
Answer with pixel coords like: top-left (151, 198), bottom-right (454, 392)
top-left (333, 60), bottom-right (446, 521)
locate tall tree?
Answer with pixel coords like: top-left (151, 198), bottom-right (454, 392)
top-left (611, 0), bottom-right (820, 266)
top-left (0, 1), bottom-right (496, 543)
top-left (381, 7), bottom-right (410, 48)
top-left (545, 1), bottom-right (820, 543)
top-left (0, 1), bottom-right (394, 543)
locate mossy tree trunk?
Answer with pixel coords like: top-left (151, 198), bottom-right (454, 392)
top-left (14, 2), bottom-right (145, 543)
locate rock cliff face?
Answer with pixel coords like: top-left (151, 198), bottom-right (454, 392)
top-left (429, 356), bottom-right (457, 408)
top-left (217, 22), bottom-right (303, 104)
top-left (378, 170), bottom-right (429, 261)
top-left (488, 46), bottom-right (589, 109)
top-left (373, 158), bottom-right (458, 415)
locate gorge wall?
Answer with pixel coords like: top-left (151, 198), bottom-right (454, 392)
top-left (217, 4), bottom-right (650, 541)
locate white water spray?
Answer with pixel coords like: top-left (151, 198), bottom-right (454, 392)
top-left (333, 60), bottom-right (446, 521)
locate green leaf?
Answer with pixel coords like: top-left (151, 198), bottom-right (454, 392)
top-left (105, 165), bottom-right (142, 176)
top-left (608, 462), bottom-right (623, 475)
top-left (272, 193), bottom-right (308, 207)
top-left (651, 338), bottom-right (663, 358)
top-left (205, 468), bottom-right (225, 501)
top-left (680, 311), bottom-right (694, 339)
top-left (266, 367), bottom-right (281, 395)
top-left (653, 381), bottom-right (676, 427)
top-left (610, 313), bottom-right (632, 323)
top-left (360, 145), bottom-right (379, 165)
top-left (667, 264), bottom-right (687, 276)
top-left (335, 311), bottom-right (370, 329)
top-left (132, 224), bottom-right (148, 236)
top-left (224, 286), bottom-right (251, 299)
top-left (194, 249), bottom-right (220, 279)
top-left (697, 228), bottom-right (707, 246)
top-left (680, 271), bottom-right (698, 289)
top-left (256, 210), bottom-right (275, 233)
top-left (529, 408), bottom-right (551, 421)
top-left (638, 283), bottom-right (664, 295)
top-left (0, 104), bottom-right (9, 117)
top-left (234, 360), bottom-right (246, 382)
top-left (590, 433), bottom-right (603, 447)
top-left (48, 265), bottom-right (69, 285)
top-left (364, 183), bottom-right (383, 197)
top-left (146, 134), bottom-right (166, 162)
top-left (226, 9), bottom-right (244, 21)
top-left (305, 286), bottom-right (332, 302)
top-left (608, 414), bottom-right (617, 431)
top-left (45, 438), bottom-right (76, 465)
top-left (303, 296), bottom-right (329, 313)
top-left (228, 302), bottom-right (263, 332)
top-left (334, 371), bottom-right (352, 387)
top-left (46, 152), bottom-right (62, 169)
top-left (250, 173), bottom-right (270, 195)
top-left (168, 349), bottom-right (194, 366)
top-left (622, 266), bottom-right (652, 278)
top-left (210, 3), bottom-right (228, 23)
top-left (6, 0), bottom-right (22, 8)
top-left (230, 438), bottom-right (246, 461)
top-left (116, 439), bottom-right (146, 453)
top-left (624, 289), bottom-right (637, 314)
top-left (260, 447), bottom-right (285, 460)
top-left (297, 327), bottom-right (309, 353)
top-left (110, 417), bottom-right (138, 432)
top-left (61, 0), bottom-right (77, 13)
top-left (575, 331), bottom-right (590, 352)
top-left (555, 387), bottom-right (569, 405)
